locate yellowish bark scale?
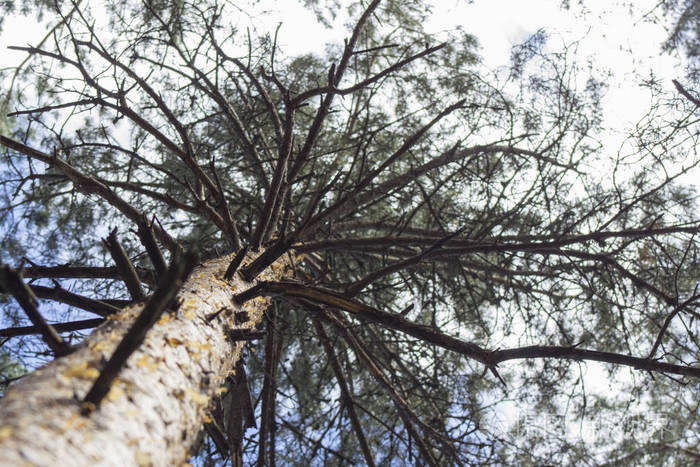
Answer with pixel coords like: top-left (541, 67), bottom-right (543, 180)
top-left (0, 252), bottom-right (294, 466)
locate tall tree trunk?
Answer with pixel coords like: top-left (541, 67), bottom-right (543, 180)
top-left (0, 253), bottom-right (292, 466)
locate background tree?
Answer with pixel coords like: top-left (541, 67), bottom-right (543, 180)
top-left (645, 0), bottom-right (699, 71)
top-left (1, 0), bottom-right (700, 465)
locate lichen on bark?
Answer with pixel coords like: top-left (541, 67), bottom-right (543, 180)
top-left (0, 252), bottom-right (294, 466)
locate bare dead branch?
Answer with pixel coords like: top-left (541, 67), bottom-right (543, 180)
top-left (0, 318), bottom-right (104, 339)
top-left (242, 280), bottom-right (700, 379)
top-left (103, 228), bottom-right (146, 301)
top-left (312, 317), bottom-right (376, 467)
top-left (257, 310), bottom-right (282, 466)
top-left (0, 265), bottom-right (72, 356)
top-left (29, 284), bottom-right (124, 318)
top-left (673, 79), bottom-right (700, 107)
top-left (22, 265), bottom-right (154, 284)
top-left (82, 249), bottom-right (199, 411)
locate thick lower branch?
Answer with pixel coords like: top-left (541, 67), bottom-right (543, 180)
top-left (492, 345), bottom-right (700, 377)
top-left (0, 265), bottom-right (71, 356)
top-left (0, 318), bottom-right (104, 338)
top-left (30, 285), bottom-right (125, 317)
top-left (248, 280), bottom-right (700, 379)
top-left (22, 265), bottom-right (154, 285)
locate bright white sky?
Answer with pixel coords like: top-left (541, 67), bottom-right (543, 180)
top-left (0, 0), bottom-right (683, 131)
top-left (241, 0), bottom-right (683, 130)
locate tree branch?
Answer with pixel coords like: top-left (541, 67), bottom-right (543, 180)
top-left (0, 265), bottom-right (72, 356)
top-left (312, 317), bottom-right (376, 467)
top-left (29, 284), bottom-right (124, 318)
top-left (82, 249), bottom-right (199, 411)
top-left (241, 280), bottom-right (700, 379)
top-left (673, 79), bottom-right (700, 107)
top-left (0, 135), bottom-right (180, 253)
top-left (0, 318), bottom-right (104, 339)
top-left (22, 265), bottom-right (154, 285)
top-left (102, 228), bottom-right (146, 301)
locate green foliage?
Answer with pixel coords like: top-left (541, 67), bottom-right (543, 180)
top-left (0, 350), bottom-right (25, 395)
top-left (661, 0), bottom-right (700, 62)
top-left (1, 0), bottom-right (700, 465)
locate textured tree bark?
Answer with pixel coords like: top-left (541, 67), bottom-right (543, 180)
top-left (0, 252), bottom-right (293, 466)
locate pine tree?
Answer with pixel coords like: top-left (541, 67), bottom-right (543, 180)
top-left (1, 1), bottom-right (700, 465)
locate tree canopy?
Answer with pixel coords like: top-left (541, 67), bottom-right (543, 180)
top-left (1, 0), bottom-right (700, 465)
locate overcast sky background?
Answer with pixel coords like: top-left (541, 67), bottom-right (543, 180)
top-left (0, 0), bottom-right (684, 134)
top-left (238, 0), bottom-right (684, 130)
